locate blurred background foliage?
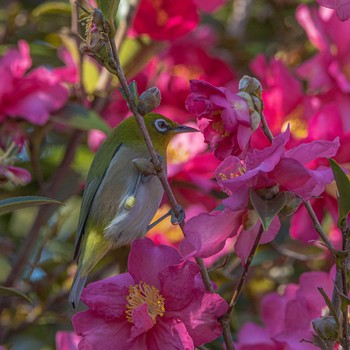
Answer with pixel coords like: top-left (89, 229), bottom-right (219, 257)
top-left (0, 0), bottom-right (339, 349)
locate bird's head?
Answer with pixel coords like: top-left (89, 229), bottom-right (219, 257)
top-left (120, 113), bottom-right (198, 154)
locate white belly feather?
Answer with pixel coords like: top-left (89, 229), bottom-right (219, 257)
top-left (104, 174), bottom-right (164, 246)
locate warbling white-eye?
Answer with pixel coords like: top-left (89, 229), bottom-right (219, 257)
top-left (69, 113), bottom-right (197, 308)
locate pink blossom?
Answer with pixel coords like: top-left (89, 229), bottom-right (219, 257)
top-left (56, 331), bottom-right (81, 350)
top-left (132, 0), bottom-right (199, 40)
top-left (249, 55), bottom-right (305, 149)
top-left (236, 271), bottom-right (333, 350)
top-left (316, 0), bottom-right (350, 20)
top-left (167, 127), bottom-right (221, 210)
top-left (296, 5), bottom-right (350, 93)
top-left (133, 27), bottom-right (236, 123)
top-left (73, 238), bottom-right (227, 349)
top-left (0, 165), bottom-right (31, 186)
top-left (216, 128), bottom-right (339, 211)
top-left (186, 79), bottom-right (252, 160)
top-left (0, 41), bottom-right (72, 125)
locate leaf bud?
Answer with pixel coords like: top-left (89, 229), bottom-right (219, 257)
top-left (312, 316), bottom-right (339, 341)
top-left (138, 87), bottom-right (161, 116)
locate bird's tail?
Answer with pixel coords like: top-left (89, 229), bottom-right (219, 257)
top-left (68, 267), bottom-right (87, 309)
top-left (68, 228), bottom-right (112, 309)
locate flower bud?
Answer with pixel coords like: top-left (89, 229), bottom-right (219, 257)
top-left (138, 87), bottom-right (161, 115)
top-left (238, 75), bottom-right (263, 99)
top-left (312, 316), bottom-right (339, 341)
top-left (256, 184), bottom-right (280, 200)
top-left (279, 192), bottom-right (302, 217)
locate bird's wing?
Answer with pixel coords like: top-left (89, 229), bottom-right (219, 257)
top-left (73, 141), bottom-right (122, 260)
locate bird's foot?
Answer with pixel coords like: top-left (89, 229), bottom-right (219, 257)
top-left (170, 205), bottom-right (185, 225)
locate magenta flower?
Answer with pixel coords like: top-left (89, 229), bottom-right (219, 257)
top-left (181, 207), bottom-right (280, 264)
top-left (216, 128), bottom-right (339, 211)
top-left (235, 271), bottom-right (333, 350)
top-left (72, 238), bottom-right (227, 349)
top-left (186, 79), bottom-right (252, 160)
top-left (316, 0), bottom-right (350, 21)
top-left (0, 40), bottom-right (72, 125)
top-left (296, 4), bottom-right (350, 93)
top-left (56, 331), bottom-right (81, 350)
top-left (132, 0), bottom-right (199, 40)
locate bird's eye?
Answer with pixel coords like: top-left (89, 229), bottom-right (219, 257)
top-left (154, 119), bottom-right (169, 133)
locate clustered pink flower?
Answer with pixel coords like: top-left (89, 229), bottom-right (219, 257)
top-left (235, 270), bottom-right (333, 350)
top-left (72, 238), bottom-right (227, 349)
top-left (216, 128), bottom-right (339, 211)
top-left (0, 40), bottom-right (74, 125)
top-left (132, 0), bottom-right (199, 40)
top-left (186, 79), bottom-right (252, 160)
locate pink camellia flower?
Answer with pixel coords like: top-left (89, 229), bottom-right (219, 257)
top-left (56, 331), bottom-right (81, 350)
top-left (73, 238), bottom-right (227, 349)
top-left (167, 126), bottom-right (221, 210)
top-left (249, 55), bottom-right (305, 149)
top-left (132, 0), bottom-right (199, 41)
top-left (316, 0), bottom-right (350, 21)
top-left (296, 4), bottom-right (350, 93)
top-left (0, 40), bottom-right (72, 125)
top-left (235, 271), bottom-right (333, 350)
top-left (216, 128), bottom-right (339, 212)
top-left (186, 79), bottom-right (252, 160)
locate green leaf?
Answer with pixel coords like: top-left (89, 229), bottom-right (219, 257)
top-left (0, 196), bottom-right (61, 216)
top-left (97, 0), bottom-right (120, 32)
top-left (250, 190), bottom-right (287, 230)
top-left (51, 103), bottom-right (111, 134)
top-left (0, 286), bottom-right (32, 303)
top-left (32, 1), bottom-right (71, 17)
top-left (329, 159), bottom-right (350, 228)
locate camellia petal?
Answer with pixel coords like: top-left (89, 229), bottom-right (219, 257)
top-left (128, 238), bottom-right (182, 289)
top-left (167, 290), bottom-right (228, 345)
top-left (81, 273), bottom-right (134, 321)
top-left (159, 261), bottom-right (200, 311)
top-left (180, 208), bottom-right (244, 258)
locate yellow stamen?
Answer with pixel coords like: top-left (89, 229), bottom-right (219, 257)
top-left (125, 282), bottom-right (165, 324)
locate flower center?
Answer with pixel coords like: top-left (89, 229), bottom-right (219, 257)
top-left (125, 282), bottom-right (165, 324)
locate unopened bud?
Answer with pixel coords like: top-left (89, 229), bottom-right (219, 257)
top-left (256, 184), bottom-right (279, 200)
top-left (237, 91), bottom-right (262, 130)
top-left (279, 192), bottom-right (302, 217)
top-left (138, 87), bottom-right (161, 116)
top-left (312, 316), bottom-right (338, 341)
top-left (239, 75), bottom-right (263, 99)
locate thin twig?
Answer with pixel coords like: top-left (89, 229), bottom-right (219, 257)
top-left (93, 0), bottom-right (142, 112)
top-left (219, 225), bottom-right (264, 350)
top-left (340, 225), bottom-right (349, 349)
top-left (227, 225), bottom-right (264, 313)
top-left (303, 201), bottom-right (337, 256)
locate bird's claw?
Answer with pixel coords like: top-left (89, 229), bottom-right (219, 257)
top-left (170, 206), bottom-right (185, 225)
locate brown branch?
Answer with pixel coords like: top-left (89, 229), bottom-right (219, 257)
top-left (219, 225), bottom-right (264, 350)
top-left (93, 0), bottom-right (142, 113)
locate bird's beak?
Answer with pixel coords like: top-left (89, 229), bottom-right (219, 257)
top-left (171, 125), bottom-right (199, 133)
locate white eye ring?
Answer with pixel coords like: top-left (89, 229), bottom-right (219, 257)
top-left (154, 118), bottom-right (169, 133)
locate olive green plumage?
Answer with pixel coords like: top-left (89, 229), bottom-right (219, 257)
top-left (69, 113), bottom-right (197, 308)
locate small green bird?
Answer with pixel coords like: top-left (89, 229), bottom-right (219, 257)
top-left (69, 113), bottom-right (197, 308)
